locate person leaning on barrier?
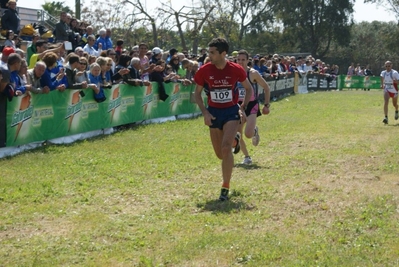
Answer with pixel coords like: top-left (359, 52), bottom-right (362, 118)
top-left (8, 53), bottom-right (30, 96)
top-left (40, 52), bottom-right (66, 92)
top-left (114, 54), bottom-right (132, 84)
top-left (64, 53), bottom-right (89, 90)
top-left (26, 61), bottom-right (50, 94)
top-left (126, 57), bottom-right (150, 86)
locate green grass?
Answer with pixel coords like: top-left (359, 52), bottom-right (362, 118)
top-left (1, 90), bottom-right (399, 266)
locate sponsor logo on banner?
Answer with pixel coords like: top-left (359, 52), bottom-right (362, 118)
top-left (65, 91), bottom-right (83, 132)
top-left (169, 83), bottom-right (180, 112)
top-left (108, 86), bottom-right (121, 123)
top-left (345, 75), bottom-right (353, 88)
top-left (11, 93), bottom-right (33, 141)
top-left (142, 83), bottom-right (154, 114)
top-left (364, 76), bottom-right (370, 89)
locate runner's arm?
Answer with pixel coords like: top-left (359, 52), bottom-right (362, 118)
top-left (240, 78), bottom-right (253, 109)
top-left (194, 84), bottom-right (206, 113)
top-left (253, 71), bottom-right (271, 105)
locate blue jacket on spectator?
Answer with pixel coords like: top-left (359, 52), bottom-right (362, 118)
top-left (10, 70), bottom-right (26, 94)
top-left (88, 72), bottom-right (106, 102)
top-left (94, 36), bottom-right (112, 51)
top-left (41, 69), bottom-right (63, 91)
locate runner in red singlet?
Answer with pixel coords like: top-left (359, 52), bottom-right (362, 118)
top-left (194, 38), bottom-right (253, 201)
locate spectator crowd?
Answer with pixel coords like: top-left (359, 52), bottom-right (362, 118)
top-left (0, 5), bottom-right (341, 103)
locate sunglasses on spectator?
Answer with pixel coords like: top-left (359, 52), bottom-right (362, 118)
top-left (107, 64), bottom-right (112, 66)
top-left (80, 62), bottom-right (87, 65)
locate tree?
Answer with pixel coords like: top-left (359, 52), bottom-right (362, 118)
top-left (158, 2), bottom-right (215, 54)
top-left (81, 0), bottom-right (147, 47)
top-left (364, 0), bottom-right (399, 20)
top-left (41, 1), bottom-right (74, 18)
top-left (270, 0), bottom-right (354, 58)
top-left (122, 0), bottom-right (169, 47)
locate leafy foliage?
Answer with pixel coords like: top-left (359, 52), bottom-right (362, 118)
top-left (41, 1), bottom-right (74, 17)
top-left (269, 0), bottom-right (354, 57)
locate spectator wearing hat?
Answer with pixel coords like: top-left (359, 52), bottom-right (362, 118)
top-left (1, 46), bottom-right (15, 66)
top-left (231, 51), bottom-right (238, 60)
top-left (149, 47), bottom-right (163, 65)
top-left (55, 11), bottom-right (72, 43)
top-left (1, 0), bottom-right (20, 34)
top-left (94, 28), bottom-right (112, 51)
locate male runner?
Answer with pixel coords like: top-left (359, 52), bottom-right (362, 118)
top-left (194, 38), bottom-right (252, 201)
top-left (380, 61), bottom-right (399, 124)
top-left (236, 50), bottom-right (271, 164)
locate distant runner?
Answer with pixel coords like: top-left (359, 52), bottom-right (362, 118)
top-left (380, 61), bottom-right (399, 124)
top-left (235, 50), bottom-right (271, 164)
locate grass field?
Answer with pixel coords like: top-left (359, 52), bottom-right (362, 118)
top-left (1, 90), bottom-right (399, 266)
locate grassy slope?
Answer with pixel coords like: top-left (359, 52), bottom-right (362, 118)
top-left (1, 90), bottom-right (399, 266)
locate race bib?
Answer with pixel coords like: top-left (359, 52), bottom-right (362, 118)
top-left (238, 88), bottom-right (245, 100)
top-left (210, 88), bottom-right (233, 103)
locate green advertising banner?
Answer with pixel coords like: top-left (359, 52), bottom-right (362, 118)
top-left (338, 75), bottom-right (381, 90)
top-left (6, 82), bottom-right (200, 147)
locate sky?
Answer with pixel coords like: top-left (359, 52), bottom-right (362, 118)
top-left (17, 0), bottom-right (397, 23)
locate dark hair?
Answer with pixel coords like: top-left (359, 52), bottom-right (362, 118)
top-left (7, 53), bottom-right (21, 66)
top-left (155, 59), bottom-right (165, 66)
top-left (208, 37), bottom-right (229, 55)
top-left (138, 43), bottom-right (148, 49)
top-left (117, 54), bottom-right (132, 67)
top-left (116, 39), bottom-right (124, 46)
top-left (36, 39), bottom-right (48, 48)
top-left (237, 49), bottom-right (249, 60)
top-left (6, 30), bottom-right (14, 39)
top-left (68, 53), bottom-right (80, 65)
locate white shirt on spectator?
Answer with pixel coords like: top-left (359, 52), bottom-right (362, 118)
top-left (83, 43), bottom-right (102, 56)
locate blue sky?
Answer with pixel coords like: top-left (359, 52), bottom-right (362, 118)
top-left (18, 0), bottom-right (396, 23)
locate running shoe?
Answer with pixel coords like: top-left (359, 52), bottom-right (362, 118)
top-left (252, 126), bottom-right (260, 146)
top-left (232, 132), bottom-right (241, 154)
top-left (395, 111), bottom-right (398, 120)
top-left (219, 188), bottom-right (229, 201)
top-left (242, 156), bottom-right (252, 165)
top-left (383, 117), bottom-right (388, 124)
